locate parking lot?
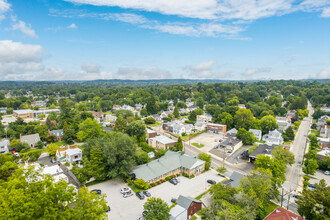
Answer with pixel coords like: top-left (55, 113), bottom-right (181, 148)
top-left (190, 132), bottom-right (224, 152)
top-left (309, 170), bottom-right (330, 185)
top-left (88, 170), bottom-right (224, 220)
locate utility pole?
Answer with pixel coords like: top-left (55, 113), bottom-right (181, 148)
top-left (281, 188), bottom-right (284, 207)
top-left (287, 187), bottom-right (291, 210)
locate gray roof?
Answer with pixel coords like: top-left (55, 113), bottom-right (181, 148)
top-left (170, 205), bottom-right (186, 218)
top-left (177, 195), bottom-right (202, 210)
top-left (150, 135), bottom-right (177, 145)
top-left (21, 133), bottom-right (40, 145)
top-left (249, 144), bottom-right (276, 158)
top-left (50, 129), bottom-right (63, 136)
top-left (132, 151), bottom-right (205, 182)
top-left (223, 171), bottom-right (244, 188)
top-left (0, 138), bottom-right (10, 147)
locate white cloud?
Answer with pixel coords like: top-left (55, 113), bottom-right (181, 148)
top-left (317, 66), bottom-right (330, 79)
top-left (81, 62), bottom-right (101, 73)
top-left (12, 20), bottom-right (38, 38)
top-left (67, 23), bottom-right (78, 29)
top-left (0, 0), bottom-right (10, 20)
top-left (115, 67), bottom-right (171, 80)
top-left (184, 60), bottom-right (231, 79)
top-left (243, 67), bottom-right (272, 76)
top-left (321, 7), bottom-right (330, 17)
top-left (0, 40), bottom-right (44, 76)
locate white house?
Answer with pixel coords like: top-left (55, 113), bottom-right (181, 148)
top-left (170, 205), bottom-right (187, 220)
top-left (249, 129), bottom-right (262, 141)
top-left (275, 117), bottom-right (291, 131)
top-left (0, 138), bottom-right (10, 154)
top-left (56, 145), bottom-right (82, 164)
top-left (194, 122), bottom-right (207, 132)
top-left (262, 130), bottom-right (284, 146)
top-left (121, 105), bottom-right (135, 111)
top-left (197, 113), bottom-right (212, 123)
top-left (42, 165), bottom-right (69, 183)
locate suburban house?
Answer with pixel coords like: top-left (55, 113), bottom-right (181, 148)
top-left (275, 116), bottom-right (291, 131)
top-left (112, 105), bottom-right (121, 111)
top-left (0, 138), bottom-right (10, 154)
top-left (56, 145), bottom-right (83, 164)
top-left (20, 133), bottom-right (40, 147)
top-left (249, 129), bottom-right (262, 141)
top-left (217, 136), bottom-right (242, 154)
top-left (41, 165), bottom-right (69, 183)
top-left (151, 114), bottom-right (161, 121)
top-left (170, 195), bottom-right (203, 220)
top-left (262, 130), bottom-right (284, 146)
top-left (148, 135), bottom-right (177, 149)
top-left (320, 125), bottom-right (330, 138)
top-left (132, 151), bottom-right (205, 184)
top-left (317, 149), bottom-right (330, 160)
top-left (222, 171), bottom-right (244, 188)
top-left (1, 115), bottom-right (17, 126)
top-left (264, 207), bottom-right (303, 220)
top-left (197, 113), bottom-right (212, 123)
top-left (166, 122), bottom-right (194, 136)
top-left (249, 144), bottom-right (276, 163)
top-left (135, 103), bottom-right (144, 111)
top-left (207, 123), bottom-right (227, 134)
top-left (49, 129), bottom-right (63, 141)
top-left (320, 106), bottom-right (330, 113)
top-left (194, 122), bottom-right (207, 132)
top-left (227, 128), bottom-right (238, 137)
top-left (105, 114), bottom-right (117, 127)
top-left (318, 137), bottom-right (330, 149)
top-left (238, 104), bottom-right (246, 109)
top-left (90, 111), bottom-right (104, 123)
top-left (31, 100), bottom-right (47, 107)
top-left (160, 111), bottom-right (169, 119)
top-left (13, 109), bottom-right (34, 119)
top-left (121, 105), bottom-right (135, 111)
top-left (179, 109), bottom-right (189, 115)
top-left (146, 128), bottom-right (157, 139)
top-left (33, 109), bottom-right (60, 118)
top-left (0, 107), bottom-right (6, 114)
top-left (286, 110), bottom-right (297, 120)
top-left (317, 115), bottom-right (330, 129)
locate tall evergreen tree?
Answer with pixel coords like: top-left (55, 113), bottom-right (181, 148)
top-left (173, 105), bottom-right (179, 118)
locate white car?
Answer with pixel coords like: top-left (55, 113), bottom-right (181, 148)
top-left (120, 187), bottom-right (132, 194)
top-left (123, 191), bottom-right (133, 198)
top-left (324, 171), bottom-right (330, 175)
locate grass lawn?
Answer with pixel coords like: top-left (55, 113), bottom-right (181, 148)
top-left (264, 201), bottom-right (279, 217)
top-left (190, 215), bottom-right (197, 220)
top-left (192, 142), bottom-right (205, 148)
top-left (148, 122), bottom-right (162, 127)
top-left (181, 130), bottom-right (206, 141)
top-left (284, 141), bottom-right (292, 146)
top-left (257, 140), bottom-right (265, 144)
top-left (311, 129), bottom-right (320, 137)
top-left (195, 190), bottom-right (209, 200)
top-left (54, 141), bottom-right (66, 146)
top-left (129, 184), bottom-right (143, 193)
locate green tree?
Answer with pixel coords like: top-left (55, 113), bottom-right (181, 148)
top-left (114, 114), bottom-right (127, 132)
top-left (135, 150), bottom-right (150, 165)
top-left (36, 140), bottom-right (44, 149)
top-left (188, 110), bottom-right (197, 121)
top-left (237, 128), bottom-right (256, 145)
top-left (175, 136), bottom-right (184, 151)
top-left (196, 97), bottom-right (204, 109)
top-left (198, 153), bottom-right (211, 170)
top-left (89, 145), bottom-right (107, 180)
top-left (283, 126), bottom-right (295, 141)
top-left (0, 169), bottom-right (107, 219)
top-left (260, 115), bottom-right (278, 134)
top-left (77, 118), bottom-right (103, 142)
top-left (271, 145), bottom-right (295, 165)
top-left (234, 109), bottom-right (254, 130)
top-left (146, 95), bottom-right (158, 115)
top-left (62, 122), bottom-right (76, 144)
top-left (303, 159), bottom-right (319, 176)
top-left (143, 197), bottom-right (170, 220)
top-left (46, 143), bottom-right (59, 156)
top-left (297, 179), bottom-right (330, 219)
top-left (0, 154), bottom-right (18, 181)
top-left (173, 105), bottom-right (179, 118)
top-left (127, 120), bottom-right (146, 142)
top-left (134, 179), bottom-right (150, 189)
top-left (144, 117), bottom-right (156, 124)
top-left (216, 165), bottom-right (227, 176)
top-left (38, 113), bottom-right (46, 119)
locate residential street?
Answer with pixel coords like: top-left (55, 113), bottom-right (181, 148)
top-left (283, 101), bottom-right (313, 191)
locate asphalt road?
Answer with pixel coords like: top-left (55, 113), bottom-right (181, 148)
top-left (283, 102), bottom-right (313, 191)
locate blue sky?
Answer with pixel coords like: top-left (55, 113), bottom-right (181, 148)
top-left (0, 0), bottom-right (329, 80)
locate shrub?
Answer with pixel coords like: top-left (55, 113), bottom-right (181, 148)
top-left (303, 175), bottom-right (310, 181)
top-left (144, 117), bottom-right (156, 124)
top-left (190, 174), bottom-right (195, 178)
top-left (140, 142), bottom-right (155, 153)
top-left (134, 179), bottom-right (150, 190)
top-left (165, 177), bottom-right (171, 181)
top-left (135, 150), bottom-right (151, 165)
top-left (184, 120), bottom-right (195, 124)
top-left (65, 162), bottom-right (70, 166)
top-left (176, 174), bottom-right (180, 177)
top-left (171, 175), bottom-right (175, 178)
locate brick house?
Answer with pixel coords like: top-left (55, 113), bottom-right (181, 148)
top-left (13, 109), bottom-right (34, 119)
top-left (146, 128), bottom-right (157, 139)
top-left (170, 195), bottom-right (203, 219)
top-left (207, 123), bottom-right (227, 134)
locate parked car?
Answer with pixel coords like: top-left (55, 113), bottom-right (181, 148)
top-left (324, 171), bottom-right (330, 175)
top-left (142, 211), bottom-right (148, 216)
top-left (292, 194), bottom-right (300, 198)
top-left (207, 179), bottom-right (216, 184)
top-left (169, 178), bottom-right (178, 185)
top-left (91, 189), bottom-right (102, 195)
top-left (171, 198), bottom-right (177, 203)
top-left (123, 191), bottom-right (133, 198)
top-left (137, 217), bottom-right (144, 220)
top-left (175, 177), bottom-right (180, 183)
top-left (50, 158), bottom-right (56, 163)
top-left (120, 187), bottom-right (132, 194)
top-left (136, 192), bottom-right (145, 200)
top-left (143, 191), bottom-right (151, 197)
top-left (105, 206), bottom-right (110, 212)
top-left (308, 184), bottom-right (316, 189)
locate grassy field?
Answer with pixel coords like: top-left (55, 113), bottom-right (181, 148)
top-left (54, 141), bottom-right (66, 146)
top-left (148, 122), bottom-right (162, 127)
top-left (284, 141), bottom-right (292, 146)
top-left (192, 142), bottom-right (205, 148)
top-left (181, 130), bottom-right (206, 141)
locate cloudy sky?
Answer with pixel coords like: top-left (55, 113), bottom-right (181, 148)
top-left (0, 0), bottom-right (329, 80)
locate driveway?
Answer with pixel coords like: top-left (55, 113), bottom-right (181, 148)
top-left (88, 170), bottom-right (224, 220)
top-left (190, 132), bottom-right (224, 152)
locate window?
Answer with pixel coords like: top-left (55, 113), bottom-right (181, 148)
top-left (74, 155), bottom-right (78, 159)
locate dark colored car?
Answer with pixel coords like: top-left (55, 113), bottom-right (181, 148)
top-left (292, 194), bottom-right (300, 198)
top-left (91, 189), bottom-right (102, 195)
top-left (136, 192), bottom-right (145, 200)
top-left (308, 184), bottom-right (316, 189)
top-left (143, 191), bottom-right (151, 197)
top-left (169, 178), bottom-right (178, 185)
top-left (105, 206), bottom-right (110, 212)
top-left (171, 198), bottom-right (177, 203)
top-left (50, 158), bottom-right (56, 163)
top-left (207, 179), bottom-right (216, 184)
